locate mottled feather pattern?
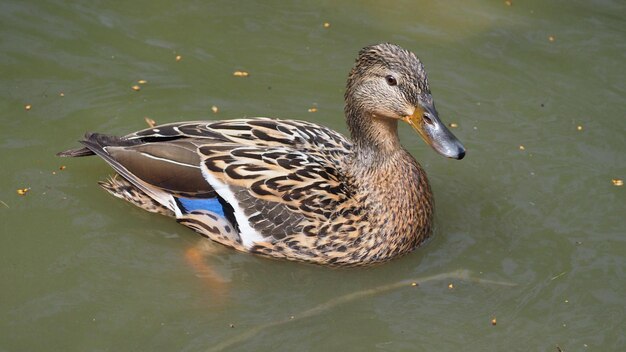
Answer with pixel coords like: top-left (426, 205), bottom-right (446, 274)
top-left (99, 176), bottom-right (174, 217)
top-left (200, 145), bottom-right (351, 240)
top-left (249, 148), bottom-right (433, 266)
top-left (128, 118), bottom-right (350, 153)
top-left (177, 209), bottom-right (246, 251)
top-left (100, 118), bottom-right (432, 265)
top-left (127, 119), bottom-right (362, 247)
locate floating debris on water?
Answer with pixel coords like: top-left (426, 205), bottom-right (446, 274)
top-left (449, 123), bottom-right (458, 128)
top-left (175, 55), bottom-right (182, 62)
top-left (308, 106), bottom-right (318, 113)
top-left (612, 178), bottom-right (623, 186)
top-left (17, 188), bottom-right (30, 196)
top-left (323, 22), bottom-right (331, 28)
top-left (233, 71), bottom-right (249, 77)
top-left (211, 105), bottom-right (219, 113)
top-left (410, 282), bottom-right (417, 287)
top-left (491, 317), bottom-right (497, 326)
top-left (25, 104), bottom-right (32, 111)
top-left (519, 145), bottom-right (525, 151)
top-left (145, 117), bottom-right (157, 128)
top-left (132, 85), bottom-right (141, 91)
top-left (448, 283), bottom-right (454, 289)
top-left (59, 165), bottom-right (66, 171)
top-left (577, 125), bottom-right (583, 131)
top-left (505, 0), bottom-right (512, 6)
top-left (548, 35), bottom-right (556, 42)
top-left (59, 92), bottom-right (65, 97)
top-left (138, 79), bottom-right (147, 84)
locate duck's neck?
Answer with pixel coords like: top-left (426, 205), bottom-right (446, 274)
top-left (345, 107), bottom-right (403, 166)
top-left (344, 106), bottom-right (434, 256)
top-left (344, 102), bottom-right (432, 209)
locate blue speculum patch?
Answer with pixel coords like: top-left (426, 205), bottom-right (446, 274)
top-left (176, 197), bottom-right (225, 217)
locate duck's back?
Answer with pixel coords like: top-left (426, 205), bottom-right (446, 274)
top-left (127, 118), bottom-right (352, 159)
top-left (59, 118), bottom-right (367, 262)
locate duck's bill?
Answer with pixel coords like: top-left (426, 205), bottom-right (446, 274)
top-left (402, 105), bottom-right (466, 160)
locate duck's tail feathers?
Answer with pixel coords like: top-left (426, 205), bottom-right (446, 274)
top-left (57, 132), bottom-right (134, 157)
top-left (67, 132), bottom-right (180, 214)
top-left (57, 146), bottom-right (95, 157)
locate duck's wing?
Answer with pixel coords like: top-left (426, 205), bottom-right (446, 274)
top-left (58, 118), bottom-right (354, 246)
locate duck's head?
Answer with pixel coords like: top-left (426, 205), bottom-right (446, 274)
top-left (345, 43), bottom-right (465, 160)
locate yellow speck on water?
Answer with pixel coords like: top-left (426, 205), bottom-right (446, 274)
top-left (211, 105), bottom-right (219, 113)
top-left (144, 117), bottom-right (157, 128)
top-left (548, 35), bottom-right (556, 42)
top-left (612, 179), bottom-right (623, 186)
top-left (504, 0), bottom-right (512, 6)
top-left (132, 85), bottom-right (141, 91)
top-left (519, 145), bottom-right (525, 150)
top-left (17, 188), bottom-right (30, 196)
top-left (577, 125), bottom-right (583, 131)
top-left (491, 317), bottom-right (497, 326)
top-left (25, 104), bottom-right (32, 111)
top-left (59, 92), bottom-right (65, 97)
top-left (449, 123), bottom-right (458, 128)
top-left (233, 71), bottom-right (249, 77)
top-left (323, 22), bottom-right (331, 28)
top-left (410, 282), bottom-right (417, 287)
top-left (448, 283), bottom-right (454, 289)
top-left (138, 79), bottom-right (147, 84)
top-left (308, 107), bottom-right (318, 113)
top-left (59, 165), bottom-right (66, 171)
top-left (175, 55), bottom-right (182, 62)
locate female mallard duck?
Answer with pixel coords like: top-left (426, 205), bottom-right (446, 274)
top-left (58, 43), bottom-right (465, 266)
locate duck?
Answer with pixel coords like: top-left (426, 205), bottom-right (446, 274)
top-left (58, 43), bottom-right (465, 267)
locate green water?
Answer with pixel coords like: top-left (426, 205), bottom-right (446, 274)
top-left (1, 0), bottom-right (624, 350)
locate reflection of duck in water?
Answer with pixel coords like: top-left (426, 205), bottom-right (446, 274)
top-left (59, 43), bottom-right (465, 267)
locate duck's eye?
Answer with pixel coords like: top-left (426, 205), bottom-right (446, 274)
top-left (385, 75), bottom-right (397, 86)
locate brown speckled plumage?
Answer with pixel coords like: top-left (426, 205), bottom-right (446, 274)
top-left (58, 43), bottom-right (464, 267)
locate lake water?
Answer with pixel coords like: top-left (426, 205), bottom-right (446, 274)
top-left (1, 0), bottom-right (624, 351)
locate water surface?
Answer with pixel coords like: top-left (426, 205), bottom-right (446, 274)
top-left (1, 0), bottom-right (624, 351)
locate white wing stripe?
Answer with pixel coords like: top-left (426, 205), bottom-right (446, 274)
top-left (200, 167), bottom-right (266, 248)
top-left (137, 152), bottom-right (200, 169)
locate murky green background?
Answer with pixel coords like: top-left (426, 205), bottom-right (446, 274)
top-left (1, 0), bottom-right (624, 351)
